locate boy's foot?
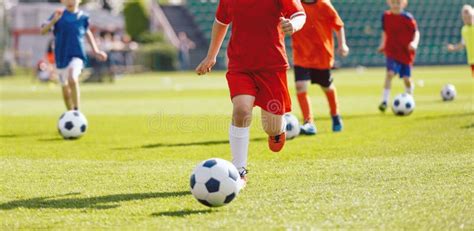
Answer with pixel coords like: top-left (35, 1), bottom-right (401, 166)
top-left (300, 122), bottom-right (317, 135)
top-left (331, 115), bottom-right (343, 132)
top-left (378, 102), bottom-right (387, 112)
top-left (238, 167), bottom-right (248, 190)
top-left (268, 133), bottom-right (286, 152)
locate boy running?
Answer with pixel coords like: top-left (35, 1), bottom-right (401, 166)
top-left (195, 0), bottom-right (306, 183)
top-left (378, 0), bottom-right (420, 112)
top-left (41, 0), bottom-right (107, 111)
top-left (447, 5), bottom-right (474, 77)
top-left (291, 0), bottom-right (349, 134)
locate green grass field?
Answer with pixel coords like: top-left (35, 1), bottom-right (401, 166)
top-left (0, 66), bottom-right (473, 229)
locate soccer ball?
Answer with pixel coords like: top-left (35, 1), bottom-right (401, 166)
top-left (392, 93), bottom-right (415, 116)
top-left (190, 158), bottom-right (241, 207)
top-left (57, 110), bottom-right (88, 139)
top-left (441, 84), bottom-right (456, 101)
top-left (284, 113), bottom-right (300, 140)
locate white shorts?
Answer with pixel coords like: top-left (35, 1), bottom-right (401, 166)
top-left (58, 58), bottom-right (84, 86)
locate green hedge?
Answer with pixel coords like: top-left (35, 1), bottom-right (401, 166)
top-left (123, 0), bottom-right (149, 41)
top-left (136, 43), bottom-right (178, 71)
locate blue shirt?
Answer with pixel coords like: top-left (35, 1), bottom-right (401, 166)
top-left (49, 9), bottom-right (89, 68)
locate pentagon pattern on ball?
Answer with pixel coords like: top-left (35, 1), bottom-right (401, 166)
top-left (190, 174), bottom-right (196, 189)
top-left (80, 124), bottom-right (87, 133)
top-left (205, 178), bottom-right (220, 193)
top-left (394, 100), bottom-right (400, 107)
top-left (224, 192), bottom-right (236, 203)
top-left (203, 159), bottom-right (217, 168)
top-left (65, 121), bottom-right (74, 130)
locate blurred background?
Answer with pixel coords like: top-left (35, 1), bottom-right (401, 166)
top-left (0, 0), bottom-right (471, 81)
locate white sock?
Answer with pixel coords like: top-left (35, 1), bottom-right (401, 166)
top-left (406, 85), bottom-right (415, 95)
top-left (382, 89), bottom-right (390, 103)
top-left (229, 125), bottom-right (250, 173)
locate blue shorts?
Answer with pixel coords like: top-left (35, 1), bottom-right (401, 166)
top-left (386, 58), bottom-right (412, 78)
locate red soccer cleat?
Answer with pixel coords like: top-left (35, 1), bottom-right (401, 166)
top-left (268, 132), bottom-right (286, 152)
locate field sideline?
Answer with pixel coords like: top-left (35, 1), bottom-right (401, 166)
top-left (0, 66), bottom-right (473, 229)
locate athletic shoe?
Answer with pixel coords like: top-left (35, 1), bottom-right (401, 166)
top-left (238, 167), bottom-right (248, 190)
top-left (378, 101), bottom-right (387, 112)
top-left (331, 115), bottom-right (343, 132)
top-left (268, 132), bottom-right (286, 152)
top-left (300, 122), bottom-right (317, 135)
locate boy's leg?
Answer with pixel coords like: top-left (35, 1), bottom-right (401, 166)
top-left (322, 84), bottom-right (343, 132)
top-left (61, 85), bottom-right (73, 110)
top-left (403, 77), bottom-right (414, 94)
top-left (296, 80), bottom-right (313, 123)
top-left (379, 71), bottom-right (395, 112)
top-left (230, 95), bottom-right (254, 184)
top-left (401, 64), bottom-right (414, 95)
top-left (295, 66), bottom-right (316, 135)
top-left (261, 109), bottom-right (286, 152)
top-left (58, 68), bottom-right (73, 110)
top-left (67, 58), bottom-right (84, 110)
top-left (68, 68), bottom-right (80, 110)
top-left (380, 58), bottom-right (399, 112)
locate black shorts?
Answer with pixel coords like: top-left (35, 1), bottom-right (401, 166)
top-left (294, 66), bottom-right (333, 88)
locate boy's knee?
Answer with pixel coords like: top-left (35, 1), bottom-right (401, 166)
top-left (232, 106), bottom-right (252, 126)
top-left (295, 81), bottom-right (308, 93)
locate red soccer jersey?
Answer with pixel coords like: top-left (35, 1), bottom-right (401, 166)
top-left (216, 0), bottom-right (305, 72)
top-left (382, 11), bottom-right (418, 65)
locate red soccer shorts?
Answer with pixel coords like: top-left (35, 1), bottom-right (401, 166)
top-left (226, 70), bottom-right (291, 115)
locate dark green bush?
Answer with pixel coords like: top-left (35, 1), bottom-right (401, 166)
top-left (123, 0), bottom-right (149, 40)
top-left (136, 43), bottom-right (178, 71)
top-left (136, 32), bottom-right (165, 44)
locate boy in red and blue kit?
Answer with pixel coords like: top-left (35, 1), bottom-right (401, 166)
top-left (378, 0), bottom-right (420, 112)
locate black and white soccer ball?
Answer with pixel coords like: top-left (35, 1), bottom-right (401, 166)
top-left (57, 110), bottom-right (88, 139)
top-left (190, 158), bottom-right (241, 207)
top-left (441, 84), bottom-right (456, 101)
top-left (284, 113), bottom-right (300, 140)
top-left (392, 93), bottom-right (415, 116)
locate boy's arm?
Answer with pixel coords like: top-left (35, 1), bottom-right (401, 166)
top-left (409, 30), bottom-right (420, 51)
top-left (378, 32), bottom-right (386, 53)
top-left (280, 14), bottom-right (306, 35)
top-left (195, 21), bottom-right (229, 75)
top-left (335, 27), bottom-right (349, 57)
top-left (40, 10), bottom-right (62, 35)
top-left (86, 29), bottom-right (107, 61)
top-left (447, 39), bottom-right (465, 52)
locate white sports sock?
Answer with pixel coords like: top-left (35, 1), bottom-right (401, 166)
top-left (406, 85), bottom-right (415, 95)
top-left (229, 125), bottom-right (250, 173)
top-left (382, 89), bottom-right (391, 103)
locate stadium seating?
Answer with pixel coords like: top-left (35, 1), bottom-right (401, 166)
top-left (186, 0), bottom-right (469, 67)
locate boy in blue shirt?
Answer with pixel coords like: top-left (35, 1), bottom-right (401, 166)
top-left (41, 0), bottom-right (107, 111)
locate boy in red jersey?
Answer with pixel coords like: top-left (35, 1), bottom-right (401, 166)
top-left (378, 0), bottom-right (420, 112)
top-left (291, 0), bottom-right (349, 134)
top-left (196, 0), bottom-right (306, 183)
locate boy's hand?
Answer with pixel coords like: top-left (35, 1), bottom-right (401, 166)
top-left (196, 56), bottom-right (216, 75)
top-left (409, 42), bottom-right (418, 51)
top-left (377, 45), bottom-right (385, 53)
top-left (280, 17), bottom-right (296, 35)
top-left (446, 44), bottom-right (456, 52)
top-left (52, 9), bottom-right (63, 23)
top-left (338, 44), bottom-right (350, 57)
top-left (95, 51), bottom-right (108, 61)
